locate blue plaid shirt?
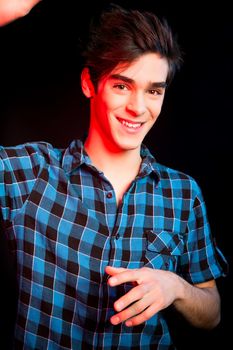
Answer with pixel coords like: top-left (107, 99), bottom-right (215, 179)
top-left (0, 140), bottom-right (227, 349)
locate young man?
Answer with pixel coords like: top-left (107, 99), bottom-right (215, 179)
top-left (0, 4), bottom-right (227, 349)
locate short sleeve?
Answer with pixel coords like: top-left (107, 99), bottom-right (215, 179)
top-left (180, 181), bottom-right (228, 284)
top-left (0, 148), bottom-right (6, 207)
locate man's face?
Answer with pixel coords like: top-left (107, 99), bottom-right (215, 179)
top-left (89, 53), bottom-right (169, 153)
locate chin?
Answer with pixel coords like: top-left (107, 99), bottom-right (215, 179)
top-left (118, 143), bottom-right (141, 152)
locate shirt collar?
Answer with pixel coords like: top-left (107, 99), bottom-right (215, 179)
top-left (62, 140), bottom-right (161, 183)
top-left (62, 139), bottom-right (89, 174)
top-left (138, 144), bottom-right (160, 182)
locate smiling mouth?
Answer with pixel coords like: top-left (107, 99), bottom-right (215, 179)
top-left (116, 117), bottom-right (143, 129)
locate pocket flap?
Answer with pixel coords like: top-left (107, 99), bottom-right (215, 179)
top-left (146, 230), bottom-right (184, 255)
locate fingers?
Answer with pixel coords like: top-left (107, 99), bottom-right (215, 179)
top-left (0, 0), bottom-right (42, 27)
top-left (106, 266), bottom-right (141, 286)
top-left (28, 0), bottom-right (42, 8)
top-left (114, 283), bottom-right (148, 313)
top-left (105, 266), bottom-right (127, 276)
top-left (125, 303), bottom-right (160, 327)
top-left (111, 291), bottom-right (159, 326)
top-left (21, 0), bottom-right (42, 16)
top-left (106, 266), bottom-right (163, 326)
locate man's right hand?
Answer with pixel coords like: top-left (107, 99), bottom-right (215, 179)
top-left (0, 0), bottom-right (42, 27)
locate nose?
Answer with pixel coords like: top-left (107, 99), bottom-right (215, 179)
top-left (126, 92), bottom-right (146, 116)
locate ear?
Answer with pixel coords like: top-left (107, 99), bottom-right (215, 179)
top-left (81, 67), bottom-right (95, 98)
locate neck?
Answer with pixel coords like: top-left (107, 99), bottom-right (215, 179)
top-left (84, 130), bottom-right (142, 206)
top-left (84, 130), bottom-right (141, 175)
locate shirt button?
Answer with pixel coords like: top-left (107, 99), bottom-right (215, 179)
top-left (106, 192), bottom-right (113, 198)
top-left (115, 233), bottom-right (120, 240)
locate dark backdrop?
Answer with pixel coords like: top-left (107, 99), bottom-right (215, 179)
top-left (0, 1), bottom-right (232, 349)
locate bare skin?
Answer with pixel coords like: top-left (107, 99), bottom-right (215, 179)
top-left (83, 53), bottom-right (167, 204)
top-left (106, 266), bottom-right (220, 329)
top-left (1, 1), bottom-right (221, 335)
top-left (81, 53), bottom-right (221, 329)
top-left (0, 0), bottom-right (41, 26)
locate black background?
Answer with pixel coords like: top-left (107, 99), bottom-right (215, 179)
top-left (0, 0), bottom-right (232, 349)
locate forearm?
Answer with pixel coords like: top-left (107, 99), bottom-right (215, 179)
top-left (106, 266), bottom-right (221, 329)
top-left (173, 274), bottom-right (221, 329)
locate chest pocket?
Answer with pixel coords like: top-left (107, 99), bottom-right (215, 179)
top-left (144, 230), bottom-right (184, 272)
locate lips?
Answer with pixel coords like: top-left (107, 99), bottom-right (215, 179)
top-left (116, 117), bottom-right (143, 129)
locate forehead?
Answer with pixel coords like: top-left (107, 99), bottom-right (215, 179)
top-left (109, 53), bottom-right (169, 83)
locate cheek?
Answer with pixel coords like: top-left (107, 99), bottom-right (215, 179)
top-left (96, 93), bottom-right (114, 115)
top-left (149, 102), bottom-right (163, 121)
top-left (103, 87), bottom-right (129, 110)
top-left (94, 96), bottom-right (109, 120)
top-left (94, 95), bottom-right (118, 131)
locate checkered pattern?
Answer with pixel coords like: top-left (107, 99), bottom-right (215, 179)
top-left (0, 140), bottom-right (227, 349)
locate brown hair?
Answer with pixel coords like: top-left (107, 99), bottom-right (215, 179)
top-left (82, 4), bottom-right (183, 88)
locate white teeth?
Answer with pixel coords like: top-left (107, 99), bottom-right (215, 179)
top-left (121, 120), bottom-right (141, 128)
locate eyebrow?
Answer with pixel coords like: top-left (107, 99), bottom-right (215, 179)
top-left (109, 74), bottom-right (167, 89)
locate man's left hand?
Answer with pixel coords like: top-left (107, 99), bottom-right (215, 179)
top-left (106, 265), bottom-right (180, 327)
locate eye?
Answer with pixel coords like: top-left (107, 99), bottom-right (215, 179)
top-left (113, 84), bottom-right (128, 91)
top-left (148, 89), bottom-right (163, 96)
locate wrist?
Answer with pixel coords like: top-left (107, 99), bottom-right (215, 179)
top-left (171, 273), bottom-right (188, 304)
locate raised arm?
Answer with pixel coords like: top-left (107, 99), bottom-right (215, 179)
top-left (0, 0), bottom-right (41, 26)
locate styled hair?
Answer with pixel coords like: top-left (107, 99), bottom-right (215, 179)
top-left (82, 4), bottom-right (183, 88)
